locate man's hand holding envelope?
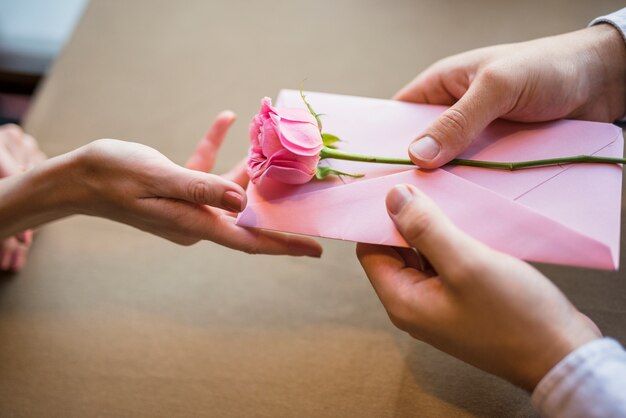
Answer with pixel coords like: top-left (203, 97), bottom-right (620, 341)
top-left (238, 90), bottom-right (623, 270)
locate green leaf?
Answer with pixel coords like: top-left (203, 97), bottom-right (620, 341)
top-left (315, 166), bottom-right (365, 180)
top-left (300, 82), bottom-right (323, 132)
top-left (321, 133), bottom-right (341, 149)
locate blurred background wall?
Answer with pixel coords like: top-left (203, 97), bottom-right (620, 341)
top-left (0, 0), bottom-right (87, 123)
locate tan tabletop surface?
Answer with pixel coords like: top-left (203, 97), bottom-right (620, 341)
top-left (1, 0), bottom-right (625, 416)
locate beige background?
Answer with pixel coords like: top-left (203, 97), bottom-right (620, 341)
top-left (0, 0), bottom-right (624, 416)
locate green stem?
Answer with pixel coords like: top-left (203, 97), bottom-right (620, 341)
top-left (319, 147), bottom-right (626, 171)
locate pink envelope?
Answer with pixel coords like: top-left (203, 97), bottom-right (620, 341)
top-left (237, 90), bottom-right (624, 270)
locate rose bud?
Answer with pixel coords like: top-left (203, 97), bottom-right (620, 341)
top-left (248, 97), bottom-right (324, 185)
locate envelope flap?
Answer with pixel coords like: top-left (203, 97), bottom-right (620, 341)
top-left (238, 169), bottom-right (616, 269)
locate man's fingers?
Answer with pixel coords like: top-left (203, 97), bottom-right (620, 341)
top-left (356, 243), bottom-right (429, 308)
top-left (186, 110), bottom-right (237, 172)
top-left (386, 184), bottom-right (487, 279)
top-left (394, 71), bottom-right (458, 105)
top-left (407, 69), bottom-right (515, 169)
top-left (159, 167), bottom-right (247, 213)
top-left (356, 243), bottom-right (406, 307)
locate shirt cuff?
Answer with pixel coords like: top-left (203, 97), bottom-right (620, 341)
top-left (589, 7), bottom-right (626, 43)
top-left (589, 8), bottom-right (626, 122)
top-left (531, 337), bottom-right (626, 418)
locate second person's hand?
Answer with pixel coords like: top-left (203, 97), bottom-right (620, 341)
top-left (0, 113), bottom-right (322, 258)
top-left (357, 184), bottom-right (601, 391)
top-left (396, 24), bottom-right (626, 168)
top-left (0, 124), bottom-right (46, 271)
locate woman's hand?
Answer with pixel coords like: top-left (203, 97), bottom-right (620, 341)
top-left (396, 24), bottom-right (626, 168)
top-left (69, 111), bottom-right (322, 256)
top-left (0, 124), bottom-right (46, 272)
top-left (356, 184), bottom-right (601, 391)
top-left (0, 113), bottom-right (322, 258)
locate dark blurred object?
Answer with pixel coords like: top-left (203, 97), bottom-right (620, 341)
top-left (0, 0), bottom-right (87, 123)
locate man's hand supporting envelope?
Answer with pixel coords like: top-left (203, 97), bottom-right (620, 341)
top-left (358, 17), bottom-right (626, 416)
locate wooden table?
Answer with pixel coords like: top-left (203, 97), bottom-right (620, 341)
top-left (1, 0), bottom-right (624, 416)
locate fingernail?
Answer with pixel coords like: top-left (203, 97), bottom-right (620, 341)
top-left (222, 191), bottom-right (244, 212)
top-left (387, 185), bottom-right (414, 215)
top-left (409, 136), bottom-right (441, 161)
top-left (220, 110), bottom-right (237, 120)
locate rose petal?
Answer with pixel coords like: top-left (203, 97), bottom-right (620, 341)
top-left (275, 119), bottom-right (324, 156)
top-left (260, 118), bottom-right (283, 157)
top-left (263, 165), bottom-right (315, 185)
top-left (250, 149), bottom-right (319, 185)
top-left (271, 106), bottom-right (318, 125)
top-left (249, 97), bottom-right (274, 146)
top-left (269, 149), bottom-right (320, 171)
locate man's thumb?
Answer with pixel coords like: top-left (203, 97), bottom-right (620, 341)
top-left (408, 73), bottom-right (510, 169)
top-left (386, 184), bottom-right (482, 276)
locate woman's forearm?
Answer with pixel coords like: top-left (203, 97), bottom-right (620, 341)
top-left (0, 152), bottom-right (80, 239)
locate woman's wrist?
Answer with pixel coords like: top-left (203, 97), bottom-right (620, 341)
top-left (0, 151), bottom-right (84, 238)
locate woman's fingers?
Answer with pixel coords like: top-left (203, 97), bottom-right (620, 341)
top-left (135, 193), bottom-right (322, 257)
top-left (22, 134), bottom-right (47, 168)
top-left (208, 214), bottom-right (323, 257)
top-left (0, 236), bottom-right (29, 272)
top-left (10, 244), bottom-right (28, 272)
top-left (0, 125), bottom-right (46, 174)
top-left (16, 230), bottom-right (33, 245)
top-left (0, 147), bottom-right (21, 177)
top-left (158, 166), bottom-right (247, 213)
top-left (221, 158), bottom-right (250, 189)
top-left (186, 110), bottom-right (237, 172)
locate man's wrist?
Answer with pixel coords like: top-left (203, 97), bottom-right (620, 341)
top-left (587, 24), bottom-right (626, 120)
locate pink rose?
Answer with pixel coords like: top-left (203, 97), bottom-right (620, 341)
top-left (248, 97), bottom-right (324, 185)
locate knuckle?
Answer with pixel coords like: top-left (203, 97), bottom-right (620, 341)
top-left (438, 108), bottom-right (469, 138)
top-left (187, 178), bottom-right (217, 204)
top-left (83, 138), bottom-right (116, 159)
top-left (355, 243), bottom-right (367, 259)
top-left (388, 313), bottom-right (408, 331)
top-left (171, 235), bottom-right (198, 246)
top-left (2, 124), bottom-right (23, 140)
top-left (23, 134), bottom-right (36, 147)
top-left (387, 311), bottom-right (408, 331)
top-left (479, 65), bottom-right (511, 89)
top-left (242, 230), bottom-right (261, 255)
top-left (444, 250), bottom-right (486, 283)
top-left (399, 206), bottom-right (433, 247)
top-left (386, 302), bottom-right (413, 332)
top-left (242, 241), bottom-right (260, 255)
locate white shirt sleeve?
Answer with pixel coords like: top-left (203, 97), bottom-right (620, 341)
top-left (531, 338), bottom-right (626, 418)
top-left (589, 8), bottom-right (626, 122)
top-left (589, 7), bottom-right (626, 43)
